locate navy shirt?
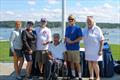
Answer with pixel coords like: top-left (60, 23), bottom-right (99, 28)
top-left (65, 25), bottom-right (83, 50)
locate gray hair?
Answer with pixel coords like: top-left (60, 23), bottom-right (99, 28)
top-left (53, 33), bottom-right (60, 39)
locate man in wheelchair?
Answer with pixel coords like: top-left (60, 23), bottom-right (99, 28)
top-left (44, 33), bottom-right (67, 80)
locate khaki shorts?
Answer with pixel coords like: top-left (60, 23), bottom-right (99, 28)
top-left (35, 50), bottom-right (48, 64)
top-left (65, 51), bottom-right (80, 63)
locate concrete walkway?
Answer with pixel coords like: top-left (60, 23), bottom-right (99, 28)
top-left (0, 62), bottom-right (120, 80)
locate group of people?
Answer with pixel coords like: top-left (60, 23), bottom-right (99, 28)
top-left (10, 15), bottom-right (104, 80)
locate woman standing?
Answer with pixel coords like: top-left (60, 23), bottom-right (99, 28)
top-left (83, 16), bottom-right (104, 80)
top-left (10, 21), bottom-right (24, 80)
top-left (22, 21), bottom-right (36, 80)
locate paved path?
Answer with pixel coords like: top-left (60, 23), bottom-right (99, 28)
top-left (0, 62), bottom-right (120, 80)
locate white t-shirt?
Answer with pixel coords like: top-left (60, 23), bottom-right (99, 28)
top-left (48, 43), bottom-right (66, 59)
top-left (83, 25), bottom-right (104, 61)
top-left (35, 27), bottom-right (52, 50)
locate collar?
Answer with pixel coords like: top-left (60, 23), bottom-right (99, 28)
top-left (87, 25), bottom-right (96, 31)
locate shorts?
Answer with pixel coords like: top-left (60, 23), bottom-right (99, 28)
top-left (24, 51), bottom-right (36, 62)
top-left (66, 50), bottom-right (80, 63)
top-left (35, 50), bottom-right (48, 64)
top-left (14, 49), bottom-right (23, 57)
top-left (25, 53), bottom-right (32, 62)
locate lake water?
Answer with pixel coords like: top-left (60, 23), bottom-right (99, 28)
top-left (0, 27), bottom-right (120, 44)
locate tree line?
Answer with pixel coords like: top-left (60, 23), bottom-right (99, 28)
top-left (0, 21), bottom-right (120, 29)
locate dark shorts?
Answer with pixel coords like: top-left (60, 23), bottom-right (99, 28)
top-left (25, 53), bottom-right (32, 62)
top-left (36, 50), bottom-right (48, 64)
top-left (14, 49), bottom-right (23, 57)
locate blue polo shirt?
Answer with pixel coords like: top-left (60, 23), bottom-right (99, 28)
top-left (65, 25), bottom-right (83, 50)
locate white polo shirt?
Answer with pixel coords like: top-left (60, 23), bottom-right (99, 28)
top-left (83, 25), bottom-right (104, 61)
top-left (48, 43), bottom-right (66, 59)
top-left (35, 27), bottom-right (52, 50)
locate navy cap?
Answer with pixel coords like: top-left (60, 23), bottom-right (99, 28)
top-left (27, 21), bottom-right (34, 26)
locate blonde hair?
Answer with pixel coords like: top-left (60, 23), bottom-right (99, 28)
top-left (86, 16), bottom-right (96, 27)
top-left (68, 14), bottom-right (75, 20)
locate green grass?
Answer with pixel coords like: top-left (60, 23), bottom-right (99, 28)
top-left (0, 41), bottom-right (120, 62)
top-left (0, 41), bottom-right (12, 62)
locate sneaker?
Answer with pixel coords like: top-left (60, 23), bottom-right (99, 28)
top-left (70, 75), bottom-right (76, 79)
top-left (79, 78), bottom-right (82, 80)
top-left (16, 76), bottom-right (22, 80)
top-left (75, 77), bottom-right (82, 80)
top-left (27, 76), bottom-right (32, 80)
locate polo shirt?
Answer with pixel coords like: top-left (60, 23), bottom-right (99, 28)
top-left (65, 25), bottom-right (83, 50)
top-left (83, 25), bottom-right (104, 61)
top-left (48, 43), bottom-right (66, 59)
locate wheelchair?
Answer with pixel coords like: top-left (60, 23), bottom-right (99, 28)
top-left (45, 58), bottom-right (68, 80)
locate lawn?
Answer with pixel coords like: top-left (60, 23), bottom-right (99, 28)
top-left (0, 41), bottom-right (120, 62)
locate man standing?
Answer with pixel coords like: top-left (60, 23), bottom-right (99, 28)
top-left (35, 18), bottom-right (52, 76)
top-left (65, 15), bottom-right (83, 80)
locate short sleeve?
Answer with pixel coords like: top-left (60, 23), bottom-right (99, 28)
top-left (65, 27), bottom-right (68, 37)
top-left (98, 27), bottom-right (104, 41)
top-left (77, 27), bottom-right (83, 37)
top-left (48, 29), bottom-right (52, 42)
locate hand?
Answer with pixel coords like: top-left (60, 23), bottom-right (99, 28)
top-left (98, 50), bottom-right (103, 56)
top-left (64, 61), bottom-right (67, 68)
top-left (66, 38), bottom-right (73, 44)
top-left (29, 50), bottom-right (33, 54)
top-left (42, 42), bottom-right (49, 45)
top-left (13, 51), bottom-right (17, 56)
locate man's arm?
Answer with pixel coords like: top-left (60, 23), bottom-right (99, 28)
top-left (66, 36), bottom-right (83, 44)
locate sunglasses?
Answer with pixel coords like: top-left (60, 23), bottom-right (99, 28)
top-left (68, 19), bottom-right (74, 21)
top-left (41, 20), bottom-right (46, 23)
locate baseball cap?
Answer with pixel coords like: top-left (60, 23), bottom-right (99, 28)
top-left (27, 21), bottom-right (34, 26)
top-left (41, 18), bottom-right (47, 22)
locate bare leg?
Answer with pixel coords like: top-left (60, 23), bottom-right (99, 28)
top-left (18, 57), bottom-right (24, 73)
top-left (26, 61), bottom-right (32, 76)
top-left (93, 61), bottom-right (100, 80)
top-left (13, 56), bottom-right (19, 76)
top-left (75, 63), bottom-right (81, 78)
top-left (70, 62), bottom-right (75, 77)
top-left (88, 61), bottom-right (94, 79)
top-left (38, 63), bottom-right (43, 74)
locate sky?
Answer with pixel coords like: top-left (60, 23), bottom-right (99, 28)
top-left (0, 0), bottom-right (120, 23)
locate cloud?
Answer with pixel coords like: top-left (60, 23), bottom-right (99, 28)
top-left (43, 8), bottom-right (50, 12)
top-left (43, 8), bottom-right (61, 14)
top-left (103, 3), bottom-right (113, 9)
top-left (76, 3), bottom-right (81, 7)
top-left (30, 8), bottom-right (35, 11)
top-left (28, 0), bottom-right (36, 5)
top-left (66, 2), bottom-right (120, 23)
top-left (0, 1), bottom-right (119, 23)
top-left (6, 11), bottom-right (14, 15)
top-left (53, 9), bottom-right (61, 13)
top-left (48, 0), bottom-right (60, 4)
